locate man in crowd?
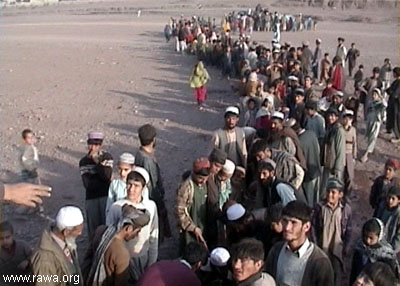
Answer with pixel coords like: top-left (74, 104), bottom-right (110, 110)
top-left (135, 124), bottom-right (171, 241)
top-left (176, 158), bottom-right (211, 252)
top-left (266, 201), bottom-right (334, 286)
top-left (79, 132), bottom-right (113, 238)
top-left (345, 42), bottom-right (360, 77)
top-left (321, 107), bottom-right (346, 200)
top-left (31, 206), bottom-right (84, 286)
top-left (213, 106), bottom-right (247, 168)
top-left (335, 37), bottom-right (347, 68)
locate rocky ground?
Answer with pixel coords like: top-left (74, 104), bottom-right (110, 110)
top-left (0, 0), bottom-right (399, 276)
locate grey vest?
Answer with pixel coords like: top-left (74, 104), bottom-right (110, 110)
top-left (216, 127), bottom-right (246, 168)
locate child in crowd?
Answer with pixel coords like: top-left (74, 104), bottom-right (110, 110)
top-left (353, 64), bottom-right (364, 91)
top-left (354, 262), bottom-right (396, 286)
top-left (262, 203), bottom-right (283, 257)
top-left (341, 110), bottom-right (357, 198)
top-left (312, 178), bottom-right (352, 286)
top-left (361, 88), bottom-right (385, 163)
top-left (350, 218), bottom-right (399, 285)
top-left (0, 221), bottom-right (32, 278)
top-left (105, 152), bottom-right (136, 215)
top-left (244, 98), bottom-right (258, 128)
top-left (20, 129), bottom-right (40, 184)
top-left (370, 158), bottom-right (400, 216)
top-left (376, 186), bottom-right (400, 254)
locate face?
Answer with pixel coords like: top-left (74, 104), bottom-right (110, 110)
top-left (210, 162), bottom-right (223, 175)
top-left (282, 216), bottom-right (309, 243)
top-left (271, 221), bottom-right (283, 233)
top-left (248, 101), bottom-right (255, 110)
top-left (354, 274), bottom-right (374, 286)
top-left (305, 78), bottom-right (312, 88)
top-left (127, 180), bottom-right (144, 202)
top-left (255, 150), bottom-right (270, 163)
top-left (125, 226), bottom-right (142, 241)
top-left (326, 189), bottom-right (343, 207)
top-left (363, 232), bottom-right (379, 247)
top-left (306, 108), bottom-right (315, 117)
top-left (225, 115), bottom-right (239, 129)
top-left (24, 132), bottom-right (36, 145)
top-left (118, 163), bottom-right (133, 180)
top-left (295, 94), bottom-right (304, 104)
top-left (218, 171), bottom-right (232, 183)
top-left (270, 119), bottom-right (283, 131)
top-left (332, 95), bottom-right (342, 105)
top-left (259, 169), bottom-right (273, 186)
top-left (384, 166), bottom-right (395, 180)
top-left (341, 116), bottom-right (352, 126)
top-left (387, 195), bottom-right (400, 209)
top-left (232, 257), bottom-right (263, 282)
top-left (372, 92), bottom-right (380, 101)
top-left (192, 174), bottom-right (209, 186)
top-left (88, 143), bottom-right (101, 154)
top-left (327, 113), bottom-right (338, 125)
top-left (0, 231), bottom-right (13, 249)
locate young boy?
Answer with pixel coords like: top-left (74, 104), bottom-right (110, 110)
top-left (244, 98), bottom-right (258, 128)
top-left (20, 129), bottom-right (40, 184)
top-left (312, 178), bottom-right (352, 286)
top-left (341, 110), bottom-right (357, 198)
top-left (370, 158), bottom-right (400, 216)
top-left (106, 168), bottom-right (158, 282)
top-left (0, 221), bottom-right (32, 277)
top-left (377, 186), bottom-right (400, 254)
top-left (105, 152), bottom-right (136, 216)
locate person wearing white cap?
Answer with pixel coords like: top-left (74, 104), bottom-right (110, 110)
top-left (135, 124), bottom-right (171, 242)
top-left (79, 131), bottom-right (113, 239)
top-left (213, 106), bottom-right (247, 168)
top-left (216, 159), bottom-right (236, 209)
top-left (106, 167), bottom-right (159, 281)
top-left (200, 247), bottom-right (232, 285)
top-left (361, 88), bottom-right (385, 163)
top-left (105, 152), bottom-right (135, 216)
top-left (31, 206), bottom-right (84, 285)
top-left (341, 110), bottom-right (357, 196)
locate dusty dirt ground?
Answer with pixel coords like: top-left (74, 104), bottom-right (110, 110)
top-left (0, 0), bottom-right (399, 275)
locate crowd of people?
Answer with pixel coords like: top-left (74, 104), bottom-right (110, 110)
top-left (1, 5), bottom-right (400, 286)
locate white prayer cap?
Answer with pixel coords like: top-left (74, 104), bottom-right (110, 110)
top-left (87, 131), bottom-right (104, 140)
top-left (210, 247), bottom-right (231, 267)
top-left (225, 106), bottom-right (240, 116)
top-left (343, 109), bottom-right (354, 117)
top-left (132, 166), bottom-right (150, 184)
top-left (271, 111), bottom-right (285, 121)
top-left (222, 159), bottom-right (236, 175)
top-left (288, 75), bottom-right (299, 81)
top-left (333, 90), bottom-right (344, 97)
top-left (119, 152), bottom-right (135, 165)
top-left (227, 203), bottom-right (246, 221)
top-left (56, 206), bottom-right (84, 230)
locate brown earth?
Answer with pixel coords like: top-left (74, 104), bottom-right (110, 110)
top-left (0, 0), bottom-right (399, 276)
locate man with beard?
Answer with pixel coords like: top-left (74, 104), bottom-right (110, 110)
top-left (176, 158), bottom-right (211, 252)
top-left (31, 206), bottom-right (84, 286)
top-left (135, 124), bottom-right (171, 242)
top-left (254, 159), bottom-right (296, 210)
top-left (266, 201), bottom-right (334, 286)
top-left (213, 106), bottom-right (247, 168)
top-left (320, 107), bottom-right (346, 200)
top-left (251, 140), bottom-right (304, 190)
top-left (79, 132), bottom-right (113, 239)
top-left (267, 111), bottom-right (307, 170)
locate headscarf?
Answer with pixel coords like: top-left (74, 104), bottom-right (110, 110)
top-left (86, 205), bottom-right (150, 286)
top-left (189, 61), bottom-right (210, 88)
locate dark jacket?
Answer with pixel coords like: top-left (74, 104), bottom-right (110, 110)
top-left (312, 200), bottom-right (352, 251)
top-left (298, 130), bottom-right (321, 181)
top-left (266, 241), bottom-right (334, 286)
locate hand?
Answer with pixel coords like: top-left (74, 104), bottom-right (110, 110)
top-left (193, 227), bottom-right (208, 249)
top-left (17, 260), bottom-right (29, 270)
top-left (3, 183), bottom-right (51, 208)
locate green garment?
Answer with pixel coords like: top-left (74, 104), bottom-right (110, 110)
top-left (184, 183), bottom-right (208, 245)
top-left (218, 179), bottom-right (232, 209)
top-left (189, 62), bottom-right (210, 89)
